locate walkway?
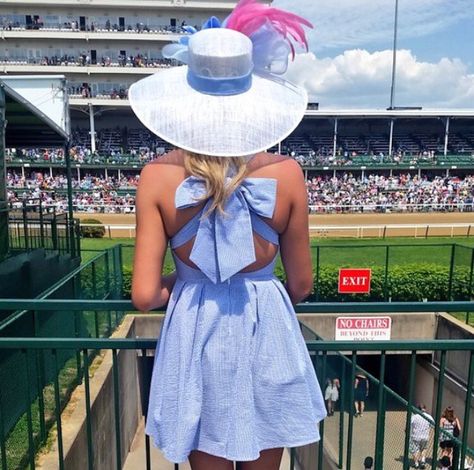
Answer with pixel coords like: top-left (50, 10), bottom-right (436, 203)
top-left (324, 409), bottom-right (433, 470)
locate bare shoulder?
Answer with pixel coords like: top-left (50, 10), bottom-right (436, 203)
top-left (139, 150), bottom-right (186, 181)
top-left (247, 152), bottom-right (304, 182)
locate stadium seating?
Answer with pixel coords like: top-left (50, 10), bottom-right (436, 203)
top-left (6, 170), bottom-right (474, 214)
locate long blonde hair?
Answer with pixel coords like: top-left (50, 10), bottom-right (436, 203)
top-left (184, 151), bottom-right (248, 215)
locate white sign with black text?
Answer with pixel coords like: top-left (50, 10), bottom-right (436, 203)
top-left (335, 316), bottom-right (392, 341)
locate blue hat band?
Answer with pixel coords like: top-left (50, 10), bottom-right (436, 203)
top-left (187, 69), bottom-right (253, 96)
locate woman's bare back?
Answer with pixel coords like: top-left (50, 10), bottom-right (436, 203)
top-left (133, 149), bottom-right (312, 308)
top-left (145, 150), bottom-right (308, 273)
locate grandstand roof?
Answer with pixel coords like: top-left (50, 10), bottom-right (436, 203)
top-left (305, 109), bottom-right (474, 119)
top-left (0, 75), bottom-right (70, 146)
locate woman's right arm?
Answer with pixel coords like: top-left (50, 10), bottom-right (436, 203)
top-left (279, 160), bottom-right (313, 304)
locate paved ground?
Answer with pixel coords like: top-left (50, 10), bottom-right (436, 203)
top-left (323, 409), bottom-right (436, 470)
top-left (123, 417), bottom-right (294, 470)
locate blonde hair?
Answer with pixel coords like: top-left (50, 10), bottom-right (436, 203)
top-left (184, 151), bottom-right (248, 215)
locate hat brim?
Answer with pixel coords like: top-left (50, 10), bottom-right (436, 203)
top-left (128, 66), bottom-right (307, 157)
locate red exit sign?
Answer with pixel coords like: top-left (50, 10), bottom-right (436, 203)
top-left (338, 268), bottom-right (372, 294)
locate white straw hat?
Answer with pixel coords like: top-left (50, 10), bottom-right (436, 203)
top-left (128, 1), bottom-right (313, 157)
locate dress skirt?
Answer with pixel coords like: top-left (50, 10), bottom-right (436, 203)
top-left (145, 260), bottom-right (327, 463)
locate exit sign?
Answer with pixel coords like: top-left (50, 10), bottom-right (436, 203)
top-left (338, 268), bottom-right (372, 294)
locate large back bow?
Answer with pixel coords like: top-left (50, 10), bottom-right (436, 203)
top-left (175, 176), bottom-right (277, 283)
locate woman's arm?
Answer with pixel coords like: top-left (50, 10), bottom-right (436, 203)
top-left (279, 160), bottom-right (313, 304)
top-left (131, 165), bottom-right (175, 311)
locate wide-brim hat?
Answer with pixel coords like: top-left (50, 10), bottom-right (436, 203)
top-left (129, 62), bottom-right (307, 158)
top-left (129, 3), bottom-right (313, 158)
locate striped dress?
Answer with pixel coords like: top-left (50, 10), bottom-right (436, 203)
top-left (145, 176), bottom-right (327, 463)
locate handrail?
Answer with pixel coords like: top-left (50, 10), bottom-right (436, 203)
top-left (0, 300), bottom-right (472, 313)
top-left (0, 338), bottom-right (472, 350)
top-left (0, 250), bottom-right (110, 331)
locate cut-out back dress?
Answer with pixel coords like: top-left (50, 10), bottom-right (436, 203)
top-left (145, 175), bottom-right (327, 463)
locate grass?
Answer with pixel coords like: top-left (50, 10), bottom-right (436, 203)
top-left (80, 236), bottom-right (474, 270)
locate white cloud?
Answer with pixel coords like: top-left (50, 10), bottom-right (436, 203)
top-left (285, 49), bottom-right (474, 108)
top-left (274, 0), bottom-right (474, 52)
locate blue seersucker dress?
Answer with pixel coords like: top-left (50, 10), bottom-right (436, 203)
top-left (145, 175), bottom-right (327, 463)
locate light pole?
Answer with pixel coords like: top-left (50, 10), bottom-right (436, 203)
top-left (389, 0), bottom-right (399, 110)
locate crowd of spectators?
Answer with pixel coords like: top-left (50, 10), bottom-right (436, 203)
top-left (306, 173), bottom-right (474, 213)
top-left (7, 170), bottom-right (139, 191)
top-left (0, 15), bottom-right (192, 34)
top-left (6, 144), bottom-right (165, 165)
top-left (4, 53), bottom-right (177, 69)
top-left (6, 138), bottom-right (474, 168)
top-left (293, 150), bottom-right (442, 167)
top-left (6, 170), bottom-right (474, 214)
top-left (67, 84), bottom-right (129, 100)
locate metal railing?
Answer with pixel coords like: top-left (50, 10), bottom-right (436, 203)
top-left (7, 199), bottom-right (81, 259)
top-left (5, 154), bottom-right (474, 169)
top-left (0, 300), bottom-right (472, 470)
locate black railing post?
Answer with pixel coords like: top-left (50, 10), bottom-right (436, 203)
top-left (402, 351), bottom-right (417, 470)
top-left (338, 358), bottom-right (346, 469)
top-left (346, 353), bottom-right (357, 470)
top-left (315, 245), bottom-right (320, 301)
top-left (51, 217), bottom-right (58, 251)
top-left (39, 202), bottom-right (45, 247)
top-left (0, 386), bottom-right (7, 470)
top-left (384, 245), bottom-right (390, 301)
top-left (448, 244), bottom-right (456, 300)
top-left (22, 202), bottom-right (29, 250)
top-left (431, 350), bottom-right (447, 468)
top-left (459, 350), bottom-right (474, 469)
top-left (469, 247), bottom-right (474, 301)
top-left (374, 353), bottom-right (386, 470)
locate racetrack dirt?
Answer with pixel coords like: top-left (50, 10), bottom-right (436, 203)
top-left (76, 212), bottom-right (474, 239)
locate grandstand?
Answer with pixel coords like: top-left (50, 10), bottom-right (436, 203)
top-left (4, 110), bottom-right (474, 214)
top-left (1, 2), bottom-right (473, 214)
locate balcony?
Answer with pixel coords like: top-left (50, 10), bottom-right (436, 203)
top-left (0, 0), bottom-right (235, 10)
top-left (0, 243), bottom-right (473, 469)
top-left (0, 28), bottom-right (187, 42)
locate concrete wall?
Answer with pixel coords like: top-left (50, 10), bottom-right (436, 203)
top-left (38, 315), bottom-right (141, 470)
top-left (413, 314), bottom-right (474, 451)
top-left (297, 312), bottom-right (437, 342)
top-left (436, 313), bottom-right (474, 384)
top-left (415, 359), bottom-right (474, 451)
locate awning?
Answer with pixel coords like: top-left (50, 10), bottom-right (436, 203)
top-left (0, 75), bottom-right (70, 147)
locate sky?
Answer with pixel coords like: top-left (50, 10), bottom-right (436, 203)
top-left (274, 0), bottom-right (474, 109)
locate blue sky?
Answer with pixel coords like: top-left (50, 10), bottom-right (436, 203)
top-left (274, 0), bottom-right (474, 108)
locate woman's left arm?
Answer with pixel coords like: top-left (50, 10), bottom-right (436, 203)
top-left (132, 164), bottom-right (175, 311)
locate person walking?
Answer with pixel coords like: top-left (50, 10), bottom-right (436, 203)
top-left (130, 2), bottom-right (326, 469)
top-left (439, 406), bottom-right (462, 469)
top-left (409, 404), bottom-right (433, 469)
top-left (354, 373), bottom-right (369, 417)
top-left (325, 378), bottom-right (340, 416)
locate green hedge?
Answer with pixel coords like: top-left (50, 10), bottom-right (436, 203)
top-left (122, 263), bottom-right (472, 302)
top-left (80, 218), bottom-right (106, 238)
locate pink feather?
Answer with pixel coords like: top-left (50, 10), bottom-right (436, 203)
top-left (226, 0), bottom-right (313, 54)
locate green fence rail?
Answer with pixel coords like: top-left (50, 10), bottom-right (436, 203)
top-left (6, 153), bottom-right (474, 170)
top-left (7, 200), bottom-right (81, 259)
top-left (310, 243), bottom-right (474, 303)
top-left (117, 242), bottom-right (474, 303)
top-left (0, 299), bottom-right (472, 470)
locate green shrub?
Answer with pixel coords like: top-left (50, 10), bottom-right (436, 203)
top-left (309, 264), bottom-right (471, 302)
top-left (80, 218), bottom-right (106, 238)
top-left (122, 263), bottom-right (472, 302)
